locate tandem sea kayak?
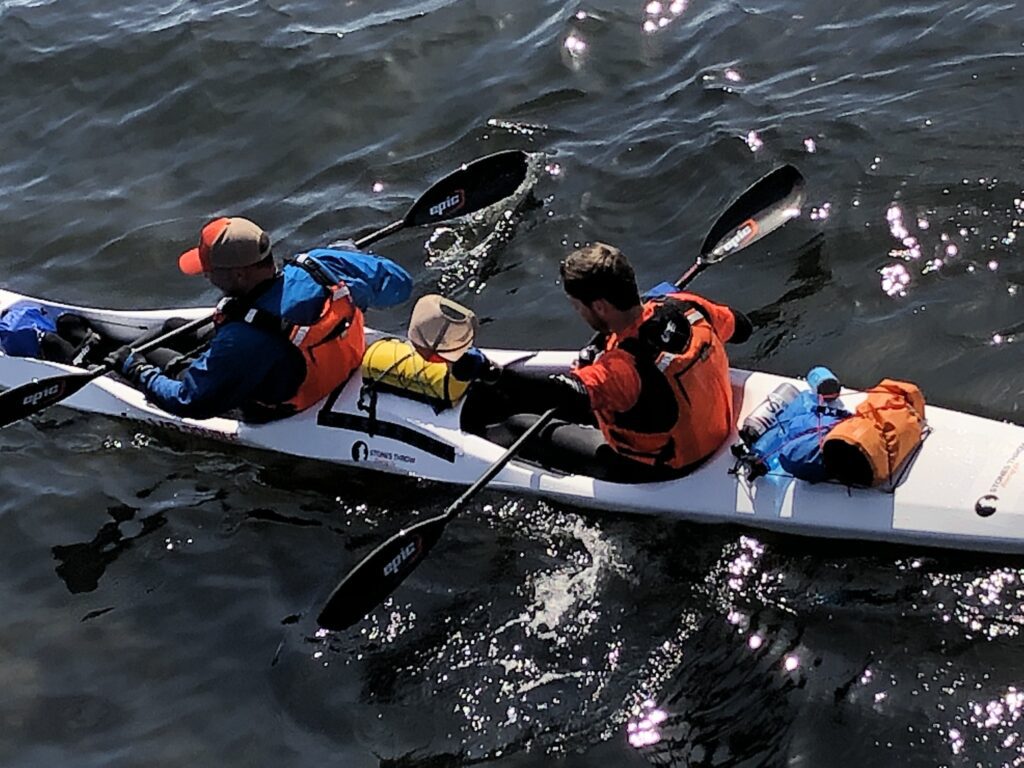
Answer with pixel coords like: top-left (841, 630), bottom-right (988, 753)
top-left (1, 286), bottom-right (1023, 555)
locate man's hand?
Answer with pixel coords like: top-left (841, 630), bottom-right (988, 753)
top-left (576, 343), bottom-right (602, 368)
top-left (105, 344), bottom-right (134, 373)
top-left (450, 347), bottom-right (503, 384)
top-left (478, 359), bottom-right (503, 385)
top-left (105, 345), bottom-right (157, 384)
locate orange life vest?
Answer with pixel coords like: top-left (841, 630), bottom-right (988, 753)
top-left (215, 255), bottom-right (364, 415)
top-left (597, 294), bottom-right (734, 470)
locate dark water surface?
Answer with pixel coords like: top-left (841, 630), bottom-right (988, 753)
top-left (2, 1), bottom-right (1023, 766)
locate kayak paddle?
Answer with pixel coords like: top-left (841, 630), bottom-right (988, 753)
top-left (317, 408), bottom-right (558, 631)
top-left (580, 163), bottom-right (804, 351)
top-left (356, 149), bottom-right (531, 243)
top-left (0, 150), bottom-right (531, 429)
top-left (675, 163), bottom-right (805, 288)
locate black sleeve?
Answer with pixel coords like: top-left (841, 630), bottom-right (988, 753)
top-left (729, 308), bottom-right (753, 344)
top-left (495, 366), bottom-right (593, 423)
top-left (449, 348), bottom-right (491, 381)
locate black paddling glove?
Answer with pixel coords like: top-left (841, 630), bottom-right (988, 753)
top-left (547, 373), bottom-right (593, 423)
top-left (450, 348), bottom-right (502, 384)
top-left (105, 344), bottom-right (134, 373)
top-left (106, 345), bottom-right (158, 385)
top-left (730, 309), bottom-right (753, 344)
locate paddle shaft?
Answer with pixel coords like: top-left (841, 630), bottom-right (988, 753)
top-left (355, 219), bottom-right (402, 250)
top-left (128, 313), bottom-right (215, 359)
top-left (442, 407), bottom-right (557, 521)
top-left (671, 258), bottom-right (705, 291)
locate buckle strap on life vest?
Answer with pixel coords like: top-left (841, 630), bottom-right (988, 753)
top-left (216, 295), bottom-right (351, 349)
top-left (290, 254), bottom-right (352, 301)
top-left (215, 255), bottom-right (354, 346)
top-left (653, 310), bottom-right (707, 372)
top-left (215, 296), bottom-right (293, 336)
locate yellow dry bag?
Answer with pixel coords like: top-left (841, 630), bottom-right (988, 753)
top-left (361, 338), bottom-right (470, 408)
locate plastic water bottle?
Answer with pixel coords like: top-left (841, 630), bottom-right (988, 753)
top-left (738, 382), bottom-right (800, 445)
top-left (807, 366), bottom-right (840, 400)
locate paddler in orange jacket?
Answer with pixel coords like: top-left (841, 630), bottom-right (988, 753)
top-left (485, 242), bottom-right (751, 482)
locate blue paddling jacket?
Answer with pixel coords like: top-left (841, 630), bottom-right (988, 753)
top-left (136, 247), bottom-right (412, 420)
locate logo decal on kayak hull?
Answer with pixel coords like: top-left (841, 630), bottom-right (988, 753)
top-left (978, 442), bottom-right (1023, 517)
top-left (975, 494), bottom-right (998, 517)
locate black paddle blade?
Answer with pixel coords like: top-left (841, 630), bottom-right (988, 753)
top-left (317, 513), bottom-right (448, 631)
top-left (700, 164), bottom-right (805, 263)
top-left (403, 150), bottom-right (529, 229)
top-left (0, 369), bottom-right (99, 428)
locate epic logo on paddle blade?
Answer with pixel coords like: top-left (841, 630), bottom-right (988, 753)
top-left (428, 190), bottom-right (466, 218)
top-left (712, 218), bottom-right (760, 258)
top-left (22, 382), bottom-right (63, 408)
top-left (383, 538), bottom-right (421, 578)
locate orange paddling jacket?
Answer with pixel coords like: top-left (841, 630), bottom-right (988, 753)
top-left (591, 292), bottom-right (736, 470)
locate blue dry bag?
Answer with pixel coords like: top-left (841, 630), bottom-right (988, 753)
top-left (0, 303), bottom-right (58, 358)
top-left (775, 406), bottom-right (847, 482)
top-left (751, 390), bottom-right (851, 482)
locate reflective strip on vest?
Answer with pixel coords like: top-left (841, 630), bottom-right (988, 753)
top-left (656, 353), bottom-right (677, 372)
top-left (656, 309), bottom-right (704, 372)
top-left (684, 308), bottom-right (704, 325)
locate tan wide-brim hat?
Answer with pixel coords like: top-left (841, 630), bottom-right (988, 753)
top-left (407, 294), bottom-right (478, 362)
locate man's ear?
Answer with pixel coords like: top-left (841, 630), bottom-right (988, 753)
top-left (589, 297), bottom-right (613, 320)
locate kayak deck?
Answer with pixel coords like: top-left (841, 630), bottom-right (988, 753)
top-left (2, 288), bottom-right (1023, 554)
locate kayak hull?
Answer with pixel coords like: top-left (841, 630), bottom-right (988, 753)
top-left (2, 288), bottom-right (1023, 554)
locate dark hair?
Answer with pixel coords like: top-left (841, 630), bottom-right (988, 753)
top-left (559, 242), bottom-right (641, 311)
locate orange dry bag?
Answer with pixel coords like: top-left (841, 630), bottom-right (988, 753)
top-left (822, 379), bottom-right (927, 487)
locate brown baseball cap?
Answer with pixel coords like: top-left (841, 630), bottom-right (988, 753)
top-left (407, 294), bottom-right (478, 362)
top-left (178, 217), bottom-right (271, 276)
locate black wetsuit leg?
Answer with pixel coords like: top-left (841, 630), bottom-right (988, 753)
top-left (484, 413), bottom-right (684, 484)
top-left (129, 318), bottom-right (212, 372)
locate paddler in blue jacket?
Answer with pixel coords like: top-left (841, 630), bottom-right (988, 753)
top-left (110, 217), bottom-right (412, 421)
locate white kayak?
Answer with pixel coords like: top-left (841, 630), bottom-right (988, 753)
top-left (2, 287), bottom-right (1023, 555)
